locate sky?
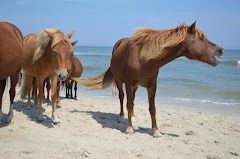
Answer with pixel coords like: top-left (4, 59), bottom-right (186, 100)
top-left (1, 0), bottom-right (240, 49)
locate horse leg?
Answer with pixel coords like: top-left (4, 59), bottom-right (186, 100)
top-left (63, 81), bottom-right (67, 98)
top-left (32, 77), bottom-right (38, 106)
top-left (131, 86), bottom-right (138, 122)
top-left (147, 81), bottom-right (161, 138)
top-left (0, 79), bottom-right (6, 123)
top-left (115, 80), bottom-right (125, 123)
top-left (70, 81), bottom-right (74, 99)
top-left (74, 81), bottom-right (77, 100)
top-left (6, 70), bottom-right (19, 123)
top-left (37, 78), bottom-right (44, 122)
top-left (25, 73), bottom-right (33, 110)
top-left (32, 77), bottom-right (37, 98)
top-left (67, 82), bottom-right (71, 99)
top-left (66, 81), bottom-right (69, 98)
top-left (45, 78), bottom-right (51, 104)
top-left (125, 83), bottom-right (135, 134)
top-left (51, 77), bottom-right (60, 124)
top-left (56, 81), bottom-right (60, 104)
top-left (42, 79), bottom-right (46, 100)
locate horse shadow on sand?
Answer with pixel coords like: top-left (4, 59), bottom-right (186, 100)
top-left (74, 109), bottom-right (179, 137)
top-left (0, 98), bottom-right (59, 128)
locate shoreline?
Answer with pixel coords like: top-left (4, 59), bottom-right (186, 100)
top-left (77, 88), bottom-right (240, 116)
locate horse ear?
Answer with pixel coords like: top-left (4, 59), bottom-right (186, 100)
top-left (67, 31), bottom-right (74, 38)
top-left (187, 21), bottom-right (196, 34)
top-left (44, 29), bottom-right (54, 38)
top-left (71, 41), bottom-right (78, 46)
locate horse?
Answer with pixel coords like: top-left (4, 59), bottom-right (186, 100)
top-left (64, 79), bottom-right (78, 99)
top-left (73, 21), bottom-right (224, 137)
top-left (0, 22), bottom-right (23, 123)
top-left (30, 55), bottom-right (82, 103)
top-left (63, 56), bottom-right (82, 99)
top-left (20, 29), bottom-right (77, 124)
top-left (30, 77), bottom-right (51, 106)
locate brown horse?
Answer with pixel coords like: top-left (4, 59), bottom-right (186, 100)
top-left (73, 22), bottom-right (224, 137)
top-left (64, 79), bottom-right (78, 99)
top-left (21, 29), bottom-right (77, 124)
top-left (31, 55), bottom-right (82, 103)
top-left (0, 22), bottom-right (23, 123)
top-left (64, 55), bottom-right (83, 99)
top-left (42, 55), bottom-right (82, 102)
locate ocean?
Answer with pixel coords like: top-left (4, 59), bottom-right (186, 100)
top-left (73, 46), bottom-right (240, 111)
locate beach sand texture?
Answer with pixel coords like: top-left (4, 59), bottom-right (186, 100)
top-left (0, 87), bottom-right (239, 159)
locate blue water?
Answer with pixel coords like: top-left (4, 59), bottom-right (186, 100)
top-left (73, 46), bottom-right (240, 110)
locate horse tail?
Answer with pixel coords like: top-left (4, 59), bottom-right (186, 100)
top-left (20, 73), bottom-right (32, 100)
top-left (72, 67), bottom-right (114, 89)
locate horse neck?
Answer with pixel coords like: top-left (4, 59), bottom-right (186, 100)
top-left (149, 45), bottom-right (183, 69)
top-left (38, 43), bottom-right (55, 65)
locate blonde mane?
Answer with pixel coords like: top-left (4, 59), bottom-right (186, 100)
top-left (130, 23), bottom-right (207, 62)
top-left (33, 29), bottom-right (72, 63)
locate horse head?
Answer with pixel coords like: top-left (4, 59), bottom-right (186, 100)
top-left (182, 21), bottom-right (223, 66)
top-left (44, 29), bottom-right (78, 81)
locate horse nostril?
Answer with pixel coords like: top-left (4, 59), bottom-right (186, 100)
top-left (58, 74), bottom-right (61, 79)
top-left (67, 68), bottom-right (72, 74)
top-left (219, 47), bottom-right (224, 56)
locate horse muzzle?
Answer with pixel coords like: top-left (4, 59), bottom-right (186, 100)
top-left (56, 68), bottom-right (72, 81)
top-left (212, 47), bottom-right (224, 67)
top-left (58, 74), bottom-right (68, 81)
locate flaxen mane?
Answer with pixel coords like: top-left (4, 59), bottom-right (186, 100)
top-left (131, 23), bottom-right (207, 62)
top-left (33, 29), bottom-right (72, 63)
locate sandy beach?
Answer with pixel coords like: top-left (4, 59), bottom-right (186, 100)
top-left (0, 86), bottom-right (240, 159)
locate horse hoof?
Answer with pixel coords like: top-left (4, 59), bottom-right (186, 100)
top-left (125, 127), bottom-right (134, 134)
top-left (118, 116), bottom-right (125, 123)
top-left (52, 116), bottom-right (60, 125)
top-left (37, 115), bottom-right (44, 122)
top-left (153, 131), bottom-right (162, 138)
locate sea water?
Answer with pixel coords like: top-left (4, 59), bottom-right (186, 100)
top-left (73, 46), bottom-right (240, 111)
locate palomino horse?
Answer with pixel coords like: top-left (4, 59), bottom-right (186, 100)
top-left (31, 55), bottom-right (82, 103)
top-left (30, 77), bottom-right (51, 106)
top-left (0, 22), bottom-right (23, 123)
top-left (73, 22), bottom-right (224, 137)
top-left (21, 29), bottom-right (77, 124)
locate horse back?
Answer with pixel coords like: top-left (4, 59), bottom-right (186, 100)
top-left (23, 33), bottom-right (37, 45)
top-left (69, 55), bottom-right (83, 78)
top-left (111, 38), bottom-right (142, 81)
top-left (111, 38), bottom-right (158, 86)
top-left (0, 22), bottom-right (23, 46)
top-left (22, 34), bottom-right (38, 70)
